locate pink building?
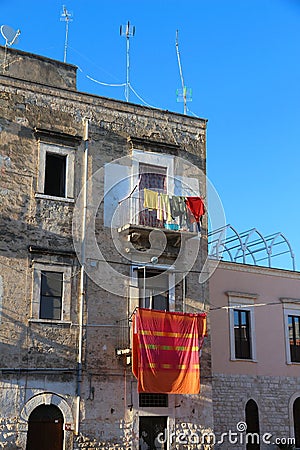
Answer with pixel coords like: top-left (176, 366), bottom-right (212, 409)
top-left (210, 257), bottom-right (300, 449)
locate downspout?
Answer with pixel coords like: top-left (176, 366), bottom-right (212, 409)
top-left (75, 117), bottom-right (89, 435)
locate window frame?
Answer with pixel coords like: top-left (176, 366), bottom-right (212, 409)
top-left (31, 262), bottom-right (72, 324)
top-left (39, 270), bottom-right (64, 320)
top-left (234, 309), bottom-right (252, 360)
top-left (227, 292), bottom-right (257, 362)
top-left (131, 266), bottom-right (175, 312)
top-left (281, 298), bottom-right (300, 365)
top-left (36, 142), bottom-right (75, 201)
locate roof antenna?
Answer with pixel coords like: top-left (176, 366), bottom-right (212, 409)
top-left (0, 25), bottom-right (21, 73)
top-left (60, 5), bottom-right (73, 63)
top-left (175, 30), bottom-right (192, 115)
top-left (120, 21), bottom-right (135, 102)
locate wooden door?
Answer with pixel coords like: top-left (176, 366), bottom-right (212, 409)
top-left (26, 404), bottom-right (64, 450)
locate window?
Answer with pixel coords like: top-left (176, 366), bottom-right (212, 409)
top-left (40, 271), bottom-right (63, 320)
top-left (281, 298), bottom-right (300, 364)
top-left (227, 292), bottom-right (257, 361)
top-left (288, 315), bottom-right (300, 363)
top-left (44, 153), bottom-right (66, 197)
top-left (139, 393), bottom-right (168, 408)
top-left (234, 309), bottom-right (251, 359)
top-left (36, 142), bottom-right (75, 200)
top-left (31, 262), bottom-right (72, 323)
top-left (138, 269), bottom-right (175, 311)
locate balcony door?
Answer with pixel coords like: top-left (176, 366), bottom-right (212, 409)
top-left (139, 163), bottom-right (167, 227)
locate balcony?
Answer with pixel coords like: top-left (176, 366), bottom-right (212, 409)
top-left (117, 196), bottom-right (199, 258)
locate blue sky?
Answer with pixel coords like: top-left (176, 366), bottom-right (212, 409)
top-left (1, 0), bottom-right (300, 269)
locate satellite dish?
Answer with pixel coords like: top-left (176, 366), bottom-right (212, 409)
top-left (1, 25), bottom-right (21, 47)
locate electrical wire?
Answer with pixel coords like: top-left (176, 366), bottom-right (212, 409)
top-left (128, 83), bottom-right (158, 109)
top-left (86, 74), bottom-right (126, 87)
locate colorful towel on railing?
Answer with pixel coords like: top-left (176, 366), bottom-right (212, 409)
top-left (157, 193), bottom-right (172, 222)
top-left (143, 188), bottom-right (158, 211)
top-left (132, 308), bottom-right (207, 394)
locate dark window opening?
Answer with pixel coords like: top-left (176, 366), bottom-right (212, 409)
top-left (288, 315), bottom-right (300, 362)
top-left (245, 399), bottom-right (260, 450)
top-left (234, 309), bottom-right (251, 359)
top-left (139, 416), bottom-right (167, 450)
top-left (138, 270), bottom-right (169, 311)
top-left (40, 271), bottom-right (63, 320)
top-left (44, 153), bottom-right (66, 198)
top-left (139, 393), bottom-right (168, 408)
top-left (293, 397), bottom-right (300, 448)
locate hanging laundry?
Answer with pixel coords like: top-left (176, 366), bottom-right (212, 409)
top-left (132, 308), bottom-right (207, 394)
top-left (185, 197), bottom-right (205, 231)
top-left (170, 196), bottom-right (186, 218)
top-left (185, 197), bottom-right (205, 222)
top-left (170, 195), bottom-right (187, 228)
top-left (157, 193), bottom-right (172, 222)
top-left (143, 188), bottom-right (158, 211)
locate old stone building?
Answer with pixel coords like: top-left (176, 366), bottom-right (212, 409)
top-left (0, 45), bottom-right (211, 449)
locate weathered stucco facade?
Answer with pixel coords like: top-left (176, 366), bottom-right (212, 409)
top-left (0, 45), bottom-right (211, 449)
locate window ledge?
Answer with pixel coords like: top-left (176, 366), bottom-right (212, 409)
top-left (286, 361), bottom-right (300, 365)
top-left (230, 358), bottom-right (257, 363)
top-left (35, 193), bottom-right (74, 203)
top-left (29, 319), bottom-right (72, 327)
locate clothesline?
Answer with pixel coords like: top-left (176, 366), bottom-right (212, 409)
top-left (143, 188), bottom-right (205, 231)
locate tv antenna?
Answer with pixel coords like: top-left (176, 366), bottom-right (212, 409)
top-left (60, 5), bottom-right (73, 63)
top-left (0, 25), bottom-right (20, 47)
top-left (175, 30), bottom-right (192, 115)
top-left (120, 21), bottom-right (135, 102)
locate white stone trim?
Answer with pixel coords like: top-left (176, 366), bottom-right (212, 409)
top-left (281, 299), bottom-right (300, 365)
top-left (131, 149), bottom-right (175, 196)
top-left (31, 262), bottom-right (72, 322)
top-left (37, 142), bottom-right (75, 200)
top-left (216, 259), bottom-right (300, 279)
top-left (18, 392), bottom-right (74, 450)
top-left (132, 266), bottom-right (176, 312)
top-left (132, 384), bottom-right (175, 450)
top-left (227, 292), bottom-right (257, 362)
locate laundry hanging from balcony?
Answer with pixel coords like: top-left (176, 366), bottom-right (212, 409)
top-left (143, 189), bottom-right (205, 232)
top-left (132, 308), bottom-right (207, 394)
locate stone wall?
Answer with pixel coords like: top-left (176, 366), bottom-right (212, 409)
top-left (213, 373), bottom-right (298, 450)
top-left (0, 53), bottom-right (210, 449)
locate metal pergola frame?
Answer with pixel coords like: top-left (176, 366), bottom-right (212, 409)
top-left (208, 224), bottom-right (295, 271)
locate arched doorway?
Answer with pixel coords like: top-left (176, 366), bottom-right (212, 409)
top-left (26, 404), bottom-right (64, 450)
top-left (293, 397), bottom-right (300, 447)
top-left (245, 399), bottom-right (260, 450)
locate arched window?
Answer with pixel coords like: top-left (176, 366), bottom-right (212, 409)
top-left (26, 404), bottom-right (64, 450)
top-left (245, 399), bottom-right (260, 450)
top-left (293, 397), bottom-right (300, 447)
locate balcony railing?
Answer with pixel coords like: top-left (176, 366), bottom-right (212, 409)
top-left (117, 196), bottom-right (199, 233)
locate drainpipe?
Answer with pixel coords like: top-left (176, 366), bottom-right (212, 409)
top-left (75, 117), bottom-right (89, 435)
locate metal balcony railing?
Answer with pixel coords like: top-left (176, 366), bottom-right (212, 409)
top-left (117, 196), bottom-right (198, 233)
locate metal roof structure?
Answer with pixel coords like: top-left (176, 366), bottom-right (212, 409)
top-left (208, 224), bottom-right (296, 271)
